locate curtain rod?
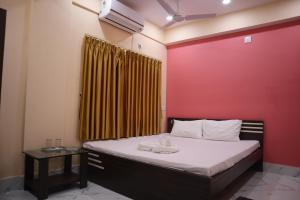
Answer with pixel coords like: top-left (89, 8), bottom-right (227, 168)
top-left (85, 34), bottom-right (162, 63)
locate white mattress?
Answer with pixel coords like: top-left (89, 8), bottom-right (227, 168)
top-left (83, 133), bottom-right (260, 177)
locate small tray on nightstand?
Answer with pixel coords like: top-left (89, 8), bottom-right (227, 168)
top-left (41, 147), bottom-right (65, 152)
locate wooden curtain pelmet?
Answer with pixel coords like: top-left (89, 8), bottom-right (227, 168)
top-left (79, 36), bottom-right (161, 141)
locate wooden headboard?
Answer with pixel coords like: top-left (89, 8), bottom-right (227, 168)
top-left (167, 117), bottom-right (264, 147)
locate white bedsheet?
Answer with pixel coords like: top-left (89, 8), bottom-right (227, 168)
top-left (83, 133), bottom-right (260, 177)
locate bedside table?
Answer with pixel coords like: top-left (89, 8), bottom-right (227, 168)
top-left (23, 148), bottom-right (88, 200)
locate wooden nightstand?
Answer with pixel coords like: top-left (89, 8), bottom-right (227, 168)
top-left (23, 148), bottom-right (88, 200)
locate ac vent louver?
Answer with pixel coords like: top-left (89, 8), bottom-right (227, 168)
top-left (99, 0), bottom-right (144, 33)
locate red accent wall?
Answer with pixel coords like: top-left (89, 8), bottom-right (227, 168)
top-left (167, 21), bottom-right (300, 167)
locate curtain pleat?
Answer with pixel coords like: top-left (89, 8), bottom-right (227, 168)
top-left (80, 36), bottom-right (161, 141)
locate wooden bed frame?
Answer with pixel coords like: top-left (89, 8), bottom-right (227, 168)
top-left (84, 117), bottom-right (264, 200)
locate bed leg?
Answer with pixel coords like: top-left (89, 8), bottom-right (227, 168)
top-left (253, 160), bottom-right (263, 172)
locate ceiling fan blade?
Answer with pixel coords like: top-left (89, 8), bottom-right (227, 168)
top-left (157, 0), bottom-right (176, 15)
top-left (174, 15), bottom-right (184, 22)
top-left (184, 13), bottom-right (216, 21)
top-left (164, 20), bottom-right (177, 28)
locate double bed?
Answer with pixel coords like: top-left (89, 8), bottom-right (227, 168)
top-left (83, 117), bottom-right (264, 200)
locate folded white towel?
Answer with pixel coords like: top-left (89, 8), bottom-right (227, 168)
top-left (138, 142), bottom-right (159, 151)
top-left (138, 138), bottom-right (179, 154)
top-left (152, 145), bottom-right (179, 154)
top-left (159, 137), bottom-right (172, 147)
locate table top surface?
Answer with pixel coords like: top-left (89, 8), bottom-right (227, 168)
top-left (23, 147), bottom-right (87, 159)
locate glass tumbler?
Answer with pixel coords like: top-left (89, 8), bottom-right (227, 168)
top-left (55, 138), bottom-right (62, 147)
top-left (46, 138), bottom-right (53, 148)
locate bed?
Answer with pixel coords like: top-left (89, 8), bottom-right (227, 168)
top-left (83, 117), bottom-right (264, 200)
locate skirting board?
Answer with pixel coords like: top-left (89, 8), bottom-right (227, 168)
top-left (264, 162), bottom-right (300, 177)
top-left (1, 163), bottom-right (299, 194)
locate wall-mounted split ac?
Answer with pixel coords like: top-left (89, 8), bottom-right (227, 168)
top-left (99, 0), bottom-right (144, 33)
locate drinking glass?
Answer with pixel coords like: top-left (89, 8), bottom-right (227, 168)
top-left (55, 138), bottom-right (62, 147)
top-left (45, 138), bottom-right (53, 148)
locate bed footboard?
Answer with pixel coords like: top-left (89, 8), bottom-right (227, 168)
top-left (85, 117), bottom-right (264, 200)
top-left (85, 148), bottom-right (262, 200)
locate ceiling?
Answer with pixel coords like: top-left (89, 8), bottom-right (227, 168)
top-left (118, 0), bottom-right (277, 29)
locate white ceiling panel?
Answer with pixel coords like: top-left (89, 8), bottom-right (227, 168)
top-left (118, 0), bottom-right (277, 28)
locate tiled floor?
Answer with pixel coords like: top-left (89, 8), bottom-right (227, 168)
top-left (0, 171), bottom-right (299, 200)
top-left (0, 182), bottom-right (131, 200)
top-left (225, 171), bottom-right (300, 200)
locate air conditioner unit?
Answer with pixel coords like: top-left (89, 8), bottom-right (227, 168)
top-left (99, 0), bottom-right (144, 33)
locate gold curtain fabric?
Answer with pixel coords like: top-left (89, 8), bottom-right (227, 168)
top-left (124, 51), bottom-right (161, 138)
top-left (79, 36), bottom-right (161, 141)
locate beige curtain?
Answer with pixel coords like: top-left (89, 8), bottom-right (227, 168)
top-left (79, 36), bottom-right (161, 141)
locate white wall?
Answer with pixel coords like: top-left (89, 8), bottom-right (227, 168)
top-left (0, 0), bottom-right (30, 179)
top-left (0, 0), bottom-right (167, 179)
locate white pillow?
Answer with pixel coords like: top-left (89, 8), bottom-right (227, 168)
top-left (171, 120), bottom-right (203, 139)
top-left (203, 120), bottom-right (242, 141)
